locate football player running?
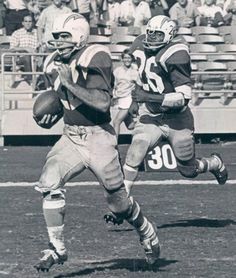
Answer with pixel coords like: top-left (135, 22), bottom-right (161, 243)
top-left (105, 15), bottom-right (228, 225)
top-left (33, 13), bottom-right (160, 272)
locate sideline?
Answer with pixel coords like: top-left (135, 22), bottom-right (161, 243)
top-left (0, 180), bottom-right (235, 187)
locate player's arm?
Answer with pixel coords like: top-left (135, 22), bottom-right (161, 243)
top-left (57, 64), bottom-right (111, 113)
top-left (132, 85), bottom-right (188, 109)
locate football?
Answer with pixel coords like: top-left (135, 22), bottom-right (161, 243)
top-left (33, 90), bottom-right (64, 128)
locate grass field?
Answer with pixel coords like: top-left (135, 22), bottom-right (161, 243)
top-left (0, 143), bottom-right (235, 278)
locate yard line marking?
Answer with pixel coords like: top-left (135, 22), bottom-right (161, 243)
top-left (0, 180), bottom-right (236, 187)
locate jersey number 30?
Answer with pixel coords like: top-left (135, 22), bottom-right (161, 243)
top-left (144, 143), bottom-right (177, 171)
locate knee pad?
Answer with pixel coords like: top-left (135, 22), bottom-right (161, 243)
top-left (125, 136), bottom-right (150, 168)
top-left (42, 189), bottom-right (66, 227)
top-left (177, 159), bottom-right (198, 178)
top-left (173, 136), bottom-right (194, 162)
top-left (42, 189), bottom-right (66, 201)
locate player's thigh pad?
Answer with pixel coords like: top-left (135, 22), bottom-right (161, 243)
top-left (89, 127), bottom-right (124, 191)
top-left (104, 185), bottom-right (132, 217)
top-left (37, 135), bottom-right (85, 192)
top-left (170, 128), bottom-right (194, 161)
top-left (125, 121), bottom-right (163, 168)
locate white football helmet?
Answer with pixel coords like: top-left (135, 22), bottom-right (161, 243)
top-left (143, 15), bottom-right (177, 50)
top-left (49, 13), bottom-right (90, 57)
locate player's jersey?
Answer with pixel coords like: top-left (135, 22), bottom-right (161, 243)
top-left (43, 44), bottom-right (113, 126)
top-left (130, 34), bottom-right (192, 114)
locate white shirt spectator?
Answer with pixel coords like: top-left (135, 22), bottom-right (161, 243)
top-left (120, 0), bottom-right (151, 27)
top-left (76, 0), bottom-right (91, 13)
top-left (108, 1), bottom-right (120, 26)
top-left (4, 0), bottom-right (27, 10)
top-left (113, 63), bottom-right (139, 102)
top-left (10, 27), bottom-right (37, 50)
top-left (197, 1), bottom-right (226, 18)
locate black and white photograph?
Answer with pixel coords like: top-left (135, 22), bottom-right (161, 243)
top-left (0, 0), bottom-right (235, 277)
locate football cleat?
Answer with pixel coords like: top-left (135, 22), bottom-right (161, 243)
top-left (104, 211), bottom-right (124, 225)
top-left (210, 153), bottom-right (228, 185)
top-left (34, 243), bottom-right (68, 272)
top-left (140, 223), bottom-right (160, 265)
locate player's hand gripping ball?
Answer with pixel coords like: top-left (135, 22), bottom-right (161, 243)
top-left (33, 90), bottom-right (64, 129)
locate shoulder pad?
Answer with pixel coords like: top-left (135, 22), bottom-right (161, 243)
top-left (76, 44), bottom-right (112, 69)
top-left (157, 42), bottom-right (190, 72)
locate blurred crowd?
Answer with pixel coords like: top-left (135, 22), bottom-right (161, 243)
top-left (1, 0), bottom-right (236, 37)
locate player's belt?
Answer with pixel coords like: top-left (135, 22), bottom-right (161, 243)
top-left (63, 123), bottom-right (114, 136)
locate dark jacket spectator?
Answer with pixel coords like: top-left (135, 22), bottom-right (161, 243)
top-left (4, 0), bottom-right (30, 35)
top-left (146, 0), bottom-right (169, 17)
top-left (0, 0), bottom-right (6, 29)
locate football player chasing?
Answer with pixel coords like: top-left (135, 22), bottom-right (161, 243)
top-left (104, 15), bottom-right (228, 225)
top-left (33, 13), bottom-right (160, 272)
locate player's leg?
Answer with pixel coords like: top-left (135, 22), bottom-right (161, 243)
top-left (89, 127), bottom-right (160, 264)
top-left (169, 128), bottom-right (228, 184)
top-left (34, 135), bottom-right (86, 272)
top-left (104, 186), bottom-right (160, 265)
top-left (104, 121), bottom-right (164, 225)
top-left (124, 120), bottom-right (164, 195)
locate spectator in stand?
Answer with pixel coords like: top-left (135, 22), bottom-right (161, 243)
top-left (28, 0), bottom-right (52, 22)
top-left (4, 0), bottom-right (30, 35)
top-left (197, 0), bottom-right (227, 26)
top-left (169, 0), bottom-right (201, 27)
top-left (106, 0), bottom-right (120, 27)
top-left (64, 0), bottom-right (92, 23)
top-left (27, 1), bottom-right (41, 22)
top-left (0, 0), bottom-right (6, 30)
top-left (112, 49), bottom-right (139, 137)
top-left (224, 0), bottom-right (236, 25)
top-left (36, 0), bottom-right (71, 51)
top-left (10, 13), bottom-right (38, 84)
top-left (146, 0), bottom-right (169, 17)
top-left (119, 0), bottom-right (151, 28)
top-left (97, 0), bottom-right (108, 21)
top-left (194, 0), bottom-right (225, 8)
